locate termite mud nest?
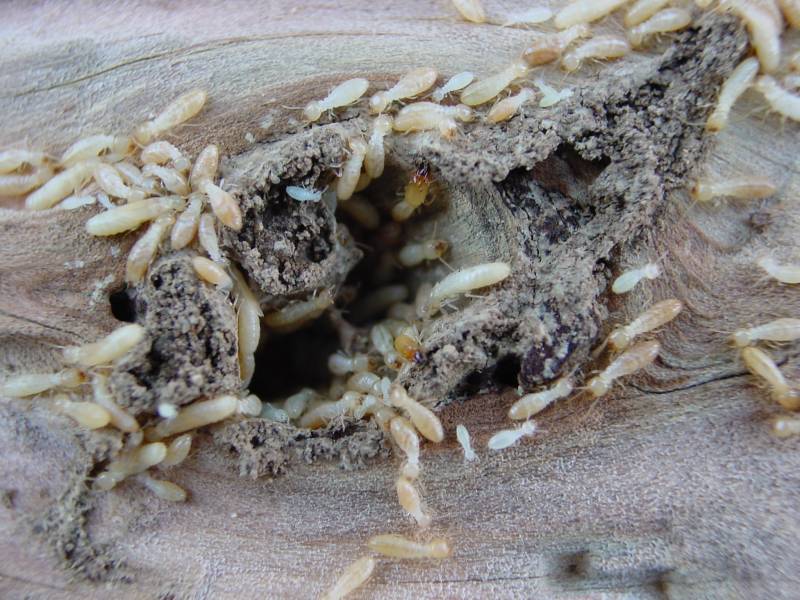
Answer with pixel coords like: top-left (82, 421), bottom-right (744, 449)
top-left (108, 17), bottom-right (746, 478)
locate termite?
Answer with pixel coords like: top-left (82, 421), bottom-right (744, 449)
top-left (116, 161), bottom-right (158, 195)
top-left (627, 8), bottom-right (692, 47)
top-left (94, 442), bottom-right (167, 491)
top-left (431, 71), bottom-right (475, 102)
top-left (522, 24), bottom-right (590, 66)
top-left (57, 195), bottom-right (96, 210)
top-left (60, 135), bottom-right (132, 166)
top-left (0, 368), bottom-right (86, 398)
top-left (347, 372), bottom-right (383, 396)
top-left (779, 0), bottom-right (800, 28)
top-left (732, 318), bottom-right (800, 347)
top-left (690, 176), bottom-right (776, 202)
top-left (189, 144), bottom-right (219, 190)
top-left (367, 534), bottom-right (451, 559)
top-left (369, 68), bottom-right (438, 114)
top-left (498, 7), bottom-right (554, 26)
top-left (509, 377), bottom-right (574, 420)
top-left (487, 420), bottom-right (537, 450)
top-left (352, 284), bottom-right (409, 322)
top-left (389, 384), bottom-right (444, 443)
top-left (0, 149), bottom-right (46, 173)
top-left (142, 164), bottom-right (190, 196)
top-left (303, 78), bottom-right (369, 122)
top-left (364, 115), bottom-right (393, 179)
top-left (321, 556), bottom-right (376, 600)
top-left (52, 394), bottom-right (111, 430)
top-left (390, 416), bottom-right (421, 470)
top-left (336, 137), bottom-right (368, 201)
top-left (772, 416), bottom-right (800, 437)
top-left (486, 88), bottom-right (536, 123)
top-left (192, 256), bottom-right (233, 291)
top-left (298, 392), bottom-right (361, 428)
top-left (238, 393), bottom-right (263, 417)
top-left (393, 102), bottom-right (475, 138)
top-left (264, 288), bottom-right (335, 333)
top-left (392, 166), bottom-right (434, 221)
top-left (394, 325), bottom-right (423, 363)
top-left (370, 323), bottom-right (404, 370)
top-left (608, 299), bottom-right (683, 351)
top-left (562, 36), bottom-right (631, 72)
top-left (741, 346), bottom-right (800, 409)
top-left (261, 401), bottom-right (290, 423)
top-left (25, 160), bottom-right (98, 210)
top-left (338, 195), bottom-right (380, 229)
top-left (328, 352), bottom-right (371, 376)
top-left (63, 323), bottom-right (145, 366)
top-left (554, 0), bottom-right (630, 28)
top-left (706, 57), bottom-right (760, 132)
top-left (0, 165), bottom-right (54, 196)
top-left (145, 394), bottom-right (239, 440)
top-left (286, 185), bottom-right (322, 202)
top-left (587, 340), bottom-right (661, 398)
top-left (456, 424), bottom-right (478, 461)
top-left (396, 476), bottom-right (432, 528)
top-left (755, 75), bottom-right (800, 122)
top-left (624, 0), bottom-right (670, 26)
top-left (724, 0), bottom-right (781, 72)
top-left (757, 256), bottom-right (800, 284)
top-left (171, 192), bottom-right (204, 249)
top-left (161, 433), bottom-right (192, 467)
top-left (137, 473), bottom-right (187, 502)
top-left (91, 373), bottom-right (140, 433)
top-left (451, 0), bottom-right (486, 23)
top-left (133, 89), bottom-right (208, 144)
top-left (126, 213), bottom-right (175, 283)
top-left (198, 212), bottom-right (225, 263)
top-left (231, 267), bottom-right (262, 386)
top-left (93, 163), bottom-right (143, 202)
top-left (199, 180), bottom-right (242, 230)
top-left (424, 262), bottom-right (511, 317)
top-left (533, 80), bottom-right (574, 108)
top-left (283, 388), bottom-right (318, 419)
top-left (398, 239), bottom-right (449, 267)
top-left (140, 141), bottom-right (191, 172)
top-left (460, 61), bottom-right (530, 106)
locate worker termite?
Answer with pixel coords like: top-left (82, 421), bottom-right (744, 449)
top-left (352, 284), bottom-right (409, 322)
top-left (460, 61), bottom-right (530, 107)
top-left (93, 163), bottom-right (144, 202)
top-left (431, 71), bottom-right (475, 102)
top-left (724, 0), bottom-right (781, 72)
top-left (587, 340), bottom-right (661, 398)
top-left (396, 476), bottom-right (431, 528)
top-left (126, 213), bottom-right (175, 283)
top-left (142, 164), bottom-right (190, 196)
top-left (298, 392), bottom-right (360, 428)
top-left (237, 393), bottom-right (263, 417)
top-left (754, 75), bottom-right (800, 122)
top-left (261, 401), bottom-right (290, 423)
top-left (198, 180), bottom-right (242, 231)
top-left (198, 212), bottom-right (225, 263)
top-left (371, 323), bottom-right (404, 369)
top-left (393, 102), bottom-right (475, 138)
top-left (338, 195), bottom-right (380, 229)
top-left (328, 352), bottom-right (371, 376)
top-left (137, 473), bottom-right (187, 502)
top-left (509, 377), bottom-right (574, 420)
top-left (145, 394), bottom-right (239, 440)
top-left (0, 149), bottom-right (46, 173)
top-left (368, 534), bottom-right (451, 559)
top-left (63, 323), bottom-right (145, 366)
top-left (264, 288), bottom-right (335, 333)
top-left (161, 433), bottom-right (192, 467)
top-left (0, 368), bottom-right (86, 398)
top-left (171, 192), bottom-right (204, 249)
top-left (423, 262), bottom-right (511, 317)
top-left (140, 141), bottom-right (191, 172)
top-left (391, 166), bottom-right (434, 222)
top-left (0, 164), bottom-right (54, 197)
top-left (52, 394), bottom-right (111, 430)
top-left (487, 88), bottom-right (536, 124)
top-left (554, 0), bottom-right (630, 28)
top-left (757, 256), bottom-right (800, 284)
top-left (779, 0), bottom-right (800, 28)
top-left (498, 6), bottom-right (553, 26)
top-left (387, 302), bottom-right (416, 323)
top-left (522, 24), bottom-right (590, 66)
top-left (336, 137), bottom-right (368, 201)
top-left (390, 416), bottom-right (421, 470)
top-left (192, 256), bottom-right (233, 291)
top-left (772, 415), bottom-right (800, 437)
top-left (231, 267), bottom-right (263, 385)
top-left (94, 442), bottom-right (167, 491)
top-left (732, 318), bottom-right (800, 347)
top-left (690, 176), bottom-right (776, 202)
top-left (133, 88), bottom-right (208, 144)
top-left (25, 159), bottom-right (98, 210)
top-left (347, 372), bottom-right (383, 396)
top-left (706, 57), bottom-right (760, 132)
top-left (398, 239), bottom-right (448, 267)
top-left (451, 0), bottom-right (486, 23)
top-left (189, 144), bottom-right (219, 190)
top-left (284, 388), bottom-right (318, 419)
top-left (286, 185), bottom-right (322, 202)
top-left (321, 556), bottom-right (376, 600)
top-left (389, 384), bottom-right (444, 443)
top-left (456, 424), bottom-right (477, 461)
top-left (624, 0), bottom-right (671, 26)
top-left (60, 135), bottom-right (132, 166)
top-left (627, 8), bottom-right (692, 47)
top-left (608, 299), bottom-right (683, 351)
top-left (364, 115), bottom-right (393, 179)
top-left (369, 68), bottom-right (438, 114)
top-left (57, 194), bottom-right (96, 210)
top-left (487, 420), bottom-right (538, 450)
top-left (741, 346), bottom-right (800, 409)
top-left (533, 80), bottom-right (574, 108)
top-left (91, 374), bottom-right (140, 433)
top-left (116, 161), bottom-right (158, 195)
top-left (562, 36), bottom-right (631, 72)
top-left (303, 78), bottom-right (369, 122)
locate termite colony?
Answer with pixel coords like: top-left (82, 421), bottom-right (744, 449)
top-left (1, 0), bottom-right (800, 596)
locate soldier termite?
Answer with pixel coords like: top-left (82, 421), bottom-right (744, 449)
top-left (336, 137), bottom-right (368, 201)
top-left (192, 256), bottom-right (233, 291)
top-left (391, 166), bottom-right (434, 222)
top-left (724, 0), bottom-right (781, 72)
top-left (509, 377), bottom-right (574, 420)
top-left (142, 164), bottom-right (190, 196)
top-left (393, 102), bottom-right (475, 138)
top-left (367, 534), bottom-right (451, 559)
top-left (0, 149), bottom-right (46, 173)
top-left (94, 442), bottom-right (167, 491)
top-left (299, 392), bottom-right (361, 428)
top-left (389, 384), bottom-right (444, 443)
top-left (706, 57), bottom-right (760, 132)
top-left (690, 177), bottom-right (776, 202)
top-left (757, 256), bottom-right (800, 284)
top-left (522, 24), bottom-right (590, 66)
top-left (264, 288), bottom-right (335, 333)
top-left (364, 115), bottom-right (393, 179)
top-left (487, 88), bottom-right (536, 123)
top-left (52, 394), bottom-right (111, 430)
top-left (0, 368), bottom-right (86, 398)
top-left (562, 36), bottom-right (631, 72)
top-left (423, 262), bottom-right (511, 317)
top-left (321, 556), bottom-right (376, 600)
top-left (286, 185), bottom-right (322, 202)
top-left (456, 424), bottom-right (477, 461)
top-left (755, 75), bottom-right (800, 121)
top-left (732, 318), bottom-right (800, 347)
top-left (772, 415), bottom-right (800, 437)
top-left (398, 239), bottom-right (448, 267)
top-left (608, 299), bottom-right (683, 351)
top-left (431, 71), bottom-right (475, 102)
top-left (396, 476), bottom-right (432, 528)
top-left (171, 193), bottom-right (204, 249)
top-left (740, 346), bottom-right (800, 409)
top-left (488, 420), bottom-right (537, 450)
top-left (328, 352), bottom-right (371, 376)
top-left (394, 325), bottom-right (423, 363)
top-left (451, 0), bottom-right (486, 23)
top-left (25, 159), bottom-right (98, 210)
top-left (534, 80), bottom-right (574, 107)
top-left (140, 141), bottom-right (191, 172)
top-left (369, 68), bottom-right (438, 114)
top-left (554, 0), bottom-right (630, 28)
top-left (137, 473), bottom-right (187, 502)
top-left (133, 89), bottom-right (208, 144)
top-left (63, 324), bottom-right (145, 366)
top-left (0, 165), bottom-right (54, 196)
top-left (189, 144), bottom-right (219, 190)
top-left (587, 340), bottom-right (661, 398)
top-left (60, 135), bottom-right (132, 166)
top-left (91, 373), bottom-right (141, 433)
top-left (303, 78), bottom-right (369, 122)
top-left (624, 0), bottom-right (671, 26)
top-left (126, 212), bottom-right (175, 283)
top-left (198, 212), bottom-right (225, 263)
top-left (161, 433), bottom-right (192, 467)
top-left (627, 8), bottom-right (692, 47)
top-left (460, 61), bottom-right (530, 106)
top-left (145, 394), bottom-right (239, 440)
top-left (86, 196), bottom-right (184, 236)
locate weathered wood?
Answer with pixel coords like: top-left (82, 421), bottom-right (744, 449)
top-left (2, 2), bottom-right (800, 599)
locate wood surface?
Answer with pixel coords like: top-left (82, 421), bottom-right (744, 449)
top-left (1, 1), bottom-right (800, 598)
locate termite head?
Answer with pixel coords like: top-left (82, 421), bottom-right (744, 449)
top-left (453, 104), bottom-right (475, 122)
top-left (775, 387), bottom-right (800, 411)
top-left (429, 539), bottom-right (451, 559)
top-left (369, 92), bottom-right (390, 114)
top-left (690, 181), bottom-right (712, 202)
top-left (431, 239), bottom-right (449, 257)
top-left (412, 164), bottom-right (432, 186)
top-left (587, 375), bottom-right (609, 398)
top-left (608, 328), bottom-right (631, 351)
top-left (302, 101), bottom-right (323, 122)
top-left (731, 330), bottom-right (751, 348)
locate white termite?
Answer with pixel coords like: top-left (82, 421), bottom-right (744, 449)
top-left (390, 415), bottom-right (421, 469)
top-left (264, 288), bottom-right (335, 332)
top-left (389, 384), bottom-right (444, 443)
top-left (52, 395), bottom-right (111, 430)
top-left (755, 75), bottom-right (800, 121)
top-left (94, 443), bottom-right (166, 491)
top-left (283, 388), bottom-right (318, 419)
top-left (338, 195), bottom-right (380, 229)
top-left (133, 89), bottom-right (208, 144)
top-left (488, 420), bottom-right (537, 450)
top-left (364, 115), bottom-right (393, 179)
top-left (93, 163), bottom-right (143, 201)
top-left (0, 149), bottom-right (46, 173)
top-left (351, 284), bottom-right (409, 322)
top-left (238, 393), bottom-right (263, 417)
top-left (26, 160), bottom-right (98, 210)
top-left (627, 8), bottom-right (692, 47)
top-left (424, 262), bottom-right (511, 316)
top-left (336, 137), bottom-right (368, 201)
top-left (140, 141), bottom-right (191, 172)
top-left (757, 256), bottom-right (800, 283)
top-left (286, 185), bottom-right (322, 202)
top-left (189, 144), bottom-right (219, 191)
top-left (126, 213), bottom-right (174, 283)
top-left (192, 256), bottom-right (233, 291)
top-left (733, 318), bottom-right (800, 347)
top-left (456, 424), bottom-right (477, 461)
top-left (161, 434), bottom-right (193, 467)
top-left (555, 0), bottom-right (630, 28)
top-left (534, 80), bottom-right (574, 108)
top-left (198, 212), bottom-right (225, 263)
top-left (398, 239), bottom-right (449, 267)
top-left (199, 179), bottom-right (242, 231)
top-left (772, 416), bottom-right (800, 438)
top-left (261, 401), bottom-right (290, 423)
top-left (142, 164), bottom-right (190, 196)
top-left (706, 57), bottom-right (760, 132)
top-left (451, 0), bottom-right (486, 22)
top-left (724, 0), bottom-right (781, 72)
top-left (63, 323), bottom-right (145, 366)
top-left (608, 299), bottom-right (684, 350)
top-left (611, 262), bottom-right (661, 294)
top-left (624, 0), bottom-right (670, 26)
top-left (487, 88), bottom-right (536, 123)
top-left (498, 6), bottom-right (554, 26)
top-left (741, 346), bottom-right (800, 409)
top-left (321, 556), bottom-right (376, 600)
top-left (587, 340), bottom-right (661, 398)
top-left (367, 534), bottom-right (451, 559)
top-left (522, 25), bottom-right (590, 66)
top-left (116, 161), bottom-right (158, 195)
top-left (347, 371), bottom-right (383, 395)
top-left (0, 164), bottom-right (54, 196)
top-left (396, 476), bottom-right (431, 528)
top-left (91, 374), bottom-right (140, 433)
top-left (58, 195), bottom-right (96, 210)
top-left (562, 36), bottom-right (631, 72)
top-left (431, 71), bottom-right (475, 102)
top-left (137, 473), bottom-right (187, 502)
top-left (231, 267), bottom-right (263, 385)
top-left (303, 78), bottom-right (369, 122)
top-left (145, 394), bottom-right (239, 440)
top-left (509, 377), bottom-right (574, 420)
top-left (60, 135), bottom-right (131, 167)
top-left (170, 192), bottom-right (204, 249)
top-left (460, 61), bottom-right (530, 106)
top-left (690, 176), bottom-right (777, 202)
top-left (299, 392), bottom-right (360, 428)
top-left (369, 67), bottom-right (438, 114)
top-left (328, 352), bottom-right (371, 376)
top-left (393, 102), bottom-right (475, 139)
top-left (0, 368), bottom-right (86, 398)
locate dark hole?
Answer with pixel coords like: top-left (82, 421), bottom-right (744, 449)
top-left (492, 354), bottom-right (521, 387)
top-left (109, 287), bottom-right (136, 322)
